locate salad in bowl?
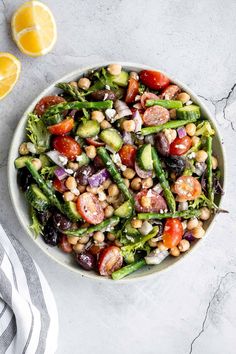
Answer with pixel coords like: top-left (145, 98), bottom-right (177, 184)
top-left (13, 64), bottom-right (224, 280)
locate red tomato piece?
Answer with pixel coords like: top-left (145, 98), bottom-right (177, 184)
top-left (98, 246), bottom-right (123, 276)
top-left (76, 192), bottom-right (104, 225)
top-left (125, 78), bottom-right (139, 103)
top-left (52, 136), bottom-right (82, 161)
top-left (85, 137), bottom-right (105, 147)
top-left (34, 95), bottom-right (66, 116)
top-left (89, 243), bottom-right (106, 256)
top-left (48, 118), bottom-right (74, 135)
top-left (135, 189), bottom-right (167, 213)
top-left (139, 70), bottom-right (170, 90)
top-left (118, 144), bottom-right (137, 168)
top-left (140, 92), bottom-right (160, 109)
top-left (143, 106), bottom-right (170, 126)
top-left (59, 235), bottom-right (73, 253)
top-left (162, 218), bottom-right (184, 248)
top-left (173, 176), bottom-right (202, 201)
top-left (169, 136), bottom-right (192, 156)
top-left (53, 178), bottom-right (67, 193)
top-left (161, 85), bottom-right (180, 100)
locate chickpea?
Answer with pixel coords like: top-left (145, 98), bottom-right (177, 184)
top-left (123, 168), bottom-right (136, 179)
top-left (31, 158), bottom-right (42, 171)
top-left (77, 184), bottom-right (86, 193)
top-left (101, 120), bottom-right (112, 129)
top-left (114, 239), bottom-right (122, 247)
top-left (91, 110), bottom-right (105, 123)
top-left (79, 236), bottom-right (90, 244)
top-left (157, 241), bottom-right (168, 251)
top-left (85, 145), bottom-right (96, 159)
top-left (104, 205), bottom-right (114, 218)
top-left (177, 92), bottom-right (191, 104)
top-left (107, 232), bottom-right (116, 241)
top-left (195, 150), bottom-right (208, 163)
top-left (185, 123), bottom-right (196, 136)
top-left (93, 231), bottom-right (105, 243)
top-left (107, 64), bottom-right (122, 76)
top-left (212, 156), bottom-right (218, 170)
top-left (192, 136), bottom-right (200, 146)
top-left (131, 177), bottom-right (142, 191)
top-left (170, 172), bottom-right (176, 180)
top-left (122, 120), bottom-right (135, 132)
top-left (108, 184), bottom-right (119, 197)
top-left (169, 109), bottom-right (176, 119)
top-left (63, 191), bottom-right (75, 202)
top-left (178, 239), bottom-right (190, 252)
top-left (198, 220), bottom-right (203, 227)
top-left (65, 176), bottom-right (77, 190)
top-left (200, 207), bottom-right (211, 221)
top-left (142, 177), bottom-right (153, 189)
top-left (187, 218), bottom-right (199, 230)
top-left (148, 239), bottom-right (158, 247)
top-left (130, 71), bottom-right (139, 80)
top-left (164, 128), bottom-right (177, 144)
top-left (69, 81), bottom-right (78, 88)
top-left (170, 247), bottom-right (180, 257)
top-left (78, 77), bottom-right (91, 90)
top-left (141, 196), bottom-right (151, 208)
top-left (103, 178), bottom-right (112, 189)
top-left (73, 243), bottom-right (85, 253)
top-left (67, 236), bottom-right (78, 245)
top-left (101, 200), bottom-right (108, 209)
top-left (86, 186), bottom-right (98, 194)
top-left (67, 161), bottom-right (79, 172)
top-left (192, 226), bottom-right (205, 239)
top-left (19, 142), bottom-right (29, 155)
top-left (131, 218), bottom-right (142, 229)
top-left (123, 178), bottom-right (130, 188)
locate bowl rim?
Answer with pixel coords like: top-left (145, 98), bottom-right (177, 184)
top-left (7, 61), bottom-right (227, 283)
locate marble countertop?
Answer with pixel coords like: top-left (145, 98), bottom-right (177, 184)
top-left (1, 0), bottom-right (236, 353)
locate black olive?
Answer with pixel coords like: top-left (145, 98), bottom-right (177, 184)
top-left (75, 165), bottom-right (95, 186)
top-left (52, 212), bottom-right (72, 231)
top-left (43, 220), bottom-right (60, 246)
top-left (37, 210), bottom-right (52, 225)
top-left (76, 252), bottom-right (96, 271)
top-left (90, 89), bottom-right (116, 101)
top-left (154, 133), bottom-right (170, 156)
top-left (17, 167), bottom-right (33, 192)
top-left (165, 156), bottom-right (186, 175)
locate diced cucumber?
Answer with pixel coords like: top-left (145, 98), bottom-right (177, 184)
top-left (109, 71), bottom-right (129, 87)
top-left (114, 200), bottom-right (133, 218)
top-left (76, 120), bottom-right (100, 138)
top-left (43, 113), bottom-right (63, 126)
top-left (99, 128), bottom-right (123, 152)
top-left (145, 99), bottom-right (183, 109)
top-left (39, 154), bottom-right (51, 168)
top-left (64, 201), bottom-right (82, 221)
top-left (136, 144), bottom-right (153, 171)
top-left (25, 184), bottom-right (50, 211)
top-left (15, 156), bottom-right (33, 169)
top-left (76, 152), bottom-right (90, 167)
top-left (176, 105), bottom-right (201, 120)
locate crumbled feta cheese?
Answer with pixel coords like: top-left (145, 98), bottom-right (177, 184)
top-left (135, 95), bottom-right (141, 101)
top-left (182, 220), bottom-right (187, 230)
top-left (103, 93), bottom-right (109, 101)
top-left (159, 209), bottom-right (164, 214)
top-left (76, 155), bottom-right (84, 162)
top-left (153, 183), bottom-right (163, 194)
top-left (74, 136), bottom-right (81, 142)
top-left (58, 155), bottom-right (68, 165)
top-left (105, 108), bottom-right (116, 121)
top-left (185, 100), bottom-right (193, 106)
top-left (146, 189), bottom-right (154, 197)
top-left (71, 188), bottom-right (80, 196)
top-left (26, 142), bottom-right (37, 154)
top-left (188, 152), bottom-right (196, 159)
top-left (112, 153), bottom-right (121, 164)
top-left (98, 191), bottom-right (106, 201)
top-left (64, 168), bottom-right (74, 174)
top-left (105, 85), bottom-right (110, 90)
top-left (120, 164), bottom-right (127, 171)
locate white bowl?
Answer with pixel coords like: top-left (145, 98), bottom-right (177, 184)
top-left (8, 62), bottom-right (226, 282)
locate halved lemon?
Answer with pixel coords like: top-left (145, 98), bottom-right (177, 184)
top-left (0, 53), bottom-right (21, 100)
top-left (11, 1), bottom-right (57, 57)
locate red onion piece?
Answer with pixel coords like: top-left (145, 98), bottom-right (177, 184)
top-left (46, 150), bottom-right (67, 168)
top-left (54, 167), bottom-right (68, 181)
top-left (122, 132), bottom-right (133, 145)
top-left (133, 110), bottom-right (143, 132)
top-left (88, 168), bottom-right (110, 188)
top-left (114, 100), bottom-right (132, 118)
top-left (177, 126), bottom-right (186, 138)
top-left (134, 161), bottom-right (152, 178)
top-left (183, 231), bottom-right (195, 243)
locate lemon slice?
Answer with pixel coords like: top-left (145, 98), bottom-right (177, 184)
top-left (0, 53), bottom-right (21, 100)
top-left (11, 0), bottom-right (57, 57)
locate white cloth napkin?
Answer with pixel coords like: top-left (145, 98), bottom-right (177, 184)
top-left (0, 224), bottom-right (58, 354)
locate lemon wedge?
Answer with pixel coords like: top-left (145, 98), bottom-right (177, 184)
top-left (11, 0), bottom-right (57, 57)
top-left (0, 52), bottom-right (21, 100)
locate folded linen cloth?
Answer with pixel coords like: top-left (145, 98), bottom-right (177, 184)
top-left (0, 224), bottom-right (58, 354)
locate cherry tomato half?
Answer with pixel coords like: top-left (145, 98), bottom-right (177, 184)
top-left (162, 218), bottom-right (184, 248)
top-left (52, 136), bottom-right (82, 161)
top-left (139, 70), bottom-right (170, 90)
top-left (173, 176), bottom-right (202, 201)
top-left (118, 144), bottom-right (137, 168)
top-left (125, 78), bottom-right (139, 103)
top-left (169, 136), bottom-right (192, 156)
top-left (135, 189), bottom-right (167, 213)
top-left (98, 246), bottom-right (123, 276)
top-left (59, 235), bottom-right (73, 253)
top-left (48, 118), bottom-right (74, 135)
top-left (53, 178), bottom-right (67, 193)
top-left (34, 95), bottom-right (66, 116)
top-left (76, 192), bottom-right (104, 225)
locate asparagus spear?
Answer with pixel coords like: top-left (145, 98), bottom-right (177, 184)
top-left (64, 216), bottom-right (120, 237)
top-left (112, 259), bottom-right (146, 280)
top-left (97, 147), bottom-right (134, 204)
top-left (138, 209), bottom-right (201, 220)
top-left (145, 99), bottom-right (183, 109)
top-left (141, 118), bottom-right (198, 136)
top-left (152, 147), bottom-right (176, 213)
top-left (206, 136), bottom-right (214, 203)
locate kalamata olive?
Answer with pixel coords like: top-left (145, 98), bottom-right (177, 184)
top-left (165, 156), bottom-right (186, 175)
top-left (76, 252), bottom-right (96, 270)
top-left (93, 155), bottom-right (105, 169)
top-left (52, 212), bottom-right (72, 231)
top-left (17, 167), bottom-right (33, 192)
top-left (75, 165), bottom-right (95, 186)
top-left (90, 89), bottom-right (116, 101)
top-left (59, 235), bottom-right (73, 253)
top-left (43, 220), bottom-right (60, 246)
top-left (154, 132), bottom-right (170, 156)
top-left (37, 210), bottom-right (52, 225)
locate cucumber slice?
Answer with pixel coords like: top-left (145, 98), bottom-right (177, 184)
top-left (145, 99), bottom-right (183, 109)
top-left (176, 105), bottom-right (201, 120)
top-left (14, 156), bottom-right (33, 169)
top-left (43, 113), bottom-right (63, 126)
top-left (64, 201), bottom-right (82, 221)
top-left (76, 152), bottom-right (90, 167)
top-left (136, 144), bottom-right (153, 171)
top-left (114, 200), bottom-right (133, 218)
top-left (25, 184), bottom-right (50, 211)
top-left (99, 128), bottom-right (123, 152)
top-left (39, 154), bottom-right (51, 168)
top-left (109, 71), bottom-right (129, 87)
top-left (76, 120), bottom-right (100, 138)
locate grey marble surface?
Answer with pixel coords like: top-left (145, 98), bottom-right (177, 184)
top-left (1, 0), bottom-right (236, 353)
